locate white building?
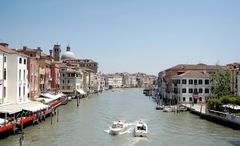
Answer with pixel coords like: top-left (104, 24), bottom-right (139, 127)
top-left (0, 44), bottom-right (29, 104)
top-left (172, 70), bottom-right (211, 103)
top-left (108, 75), bottom-right (123, 88)
top-left (128, 75), bottom-right (137, 87)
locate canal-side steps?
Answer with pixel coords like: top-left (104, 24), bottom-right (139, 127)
top-left (184, 104), bottom-right (240, 129)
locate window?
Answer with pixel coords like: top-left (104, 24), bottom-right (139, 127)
top-left (23, 86), bottom-right (25, 95)
top-left (205, 88), bottom-right (209, 93)
top-left (68, 80), bottom-right (70, 83)
top-left (199, 88), bottom-right (203, 93)
top-left (4, 56), bottom-right (6, 62)
top-left (189, 97), bottom-right (192, 101)
top-left (4, 68), bottom-right (6, 80)
top-left (30, 54), bottom-right (33, 57)
top-left (198, 79), bottom-right (203, 85)
top-left (205, 79), bottom-right (209, 85)
top-left (194, 88), bottom-right (198, 94)
top-left (24, 59), bottom-right (26, 64)
top-left (199, 97), bottom-right (202, 102)
top-left (19, 58), bottom-right (22, 64)
top-left (62, 80), bottom-right (64, 84)
top-left (182, 79), bottom-right (186, 84)
top-left (19, 87), bottom-right (21, 97)
top-left (3, 87), bottom-right (6, 97)
top-left (19, 69), bottom-right (21, 80)
top-left (24, 70), bottom-right (25, 80)
top-left (182, 88), bottom-right (186, 93)
top-left (183, 97), bottom-right (186, 102)
top-left (63, 73), bottom-right (65, 77)
top-left (189, 88), bottom-right (193, 93)
top-left (194, 79), bottom-right (198, 85)
top-left (189, 79), bottom-right (193, 84)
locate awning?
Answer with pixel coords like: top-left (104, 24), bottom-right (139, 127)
top-left (21, 101), bottom-right (49, 112)
top-left (40, 93), bottom-right (62, 100)
top-left (36, 98), bottom-right (55, 104)
top-left (0, 118), bottom-right (8, 125)
top-left (223, 104), bottom-right (240, 110)
top-left (0, 102), bottom-right (49, 114)
top-left (76, 89), bottom-right (86, 95)
top-left (193, 95), bottom-right (200, 99)
top-left (0, 104), bottom-right (23, 114)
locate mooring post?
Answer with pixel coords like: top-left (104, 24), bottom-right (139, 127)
top-left (51, 112), bottom-right (53, 125)
top-left (77, 95), bottom-right (79, 107)
top-left (57, 109), bottom-right (59, 123)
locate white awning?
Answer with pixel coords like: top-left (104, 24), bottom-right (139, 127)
top-left (21, 101), bottom-right (49, 112)
top-left (0, 104), bottom-right (23, 114)
top-left (0, 118), bottom-right (8, 125)
top-left (40, 93), bottom-right (65, 100)
top-left (76, 89), bottom-right (86, 95)
top-left (36, 98), bottom-right (55, 104)
top-left (223, 104), bottom-right (240, 110)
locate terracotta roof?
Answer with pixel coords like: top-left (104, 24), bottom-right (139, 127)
top-left (173, 70), bottom-right (209, 78)
top-left (0, 45), bottom-right (18, 54)
top-left (80, 67), bottom-right (95, 72)
top-left (0, 46), bottom-right (29, 57)
top-left (167, 64), bottom-right (225, 71)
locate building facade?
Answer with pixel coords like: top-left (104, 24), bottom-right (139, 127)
top-left (0, 44), bottom-right (29, 104)
top-left (158, 63), bottom-right (225, 98)
top-left (172, 71), bottom-right (211, 103)
top-left (107, 74), bottom-right (123, 88)
top-left (59, 65), bottom-right (83, 96)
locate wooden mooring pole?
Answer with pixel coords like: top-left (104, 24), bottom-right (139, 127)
top-left (77, 95), bottom-right (79, 107)
top-left (51, 112), bottom-right (53, 125)
top-left (57, 109), bottom-right (59, 123)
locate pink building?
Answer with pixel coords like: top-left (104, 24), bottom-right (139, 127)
top-left (17, 46), bottom-right (41, 99)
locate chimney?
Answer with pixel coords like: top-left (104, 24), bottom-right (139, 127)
top-left (0, 43), bottom-right (9, 48)
top-left (23, 46), bottom-right (27, 50)
top-left (49, 50), bottom-right (53, 57)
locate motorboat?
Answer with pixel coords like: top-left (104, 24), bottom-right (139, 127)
top-left (163, 106), bottom-right (172, 112)
top-left (110, 121), bottom-right (125, 135)
top-left (156, 105), bottom-right (164, 110)
top-left (134, 121), bottom-right (148, 137)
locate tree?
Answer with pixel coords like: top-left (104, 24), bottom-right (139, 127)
top-left (211, 70), bottom-right (232, 97)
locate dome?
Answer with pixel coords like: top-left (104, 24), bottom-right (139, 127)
top-left (61, 45), bottom-right (76, 60)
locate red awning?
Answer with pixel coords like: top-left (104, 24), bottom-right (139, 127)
top-left (193, 95), bottom-right (200, 99)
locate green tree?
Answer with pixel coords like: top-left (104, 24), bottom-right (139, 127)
top-left (211, 70), bottom-right (232, 97)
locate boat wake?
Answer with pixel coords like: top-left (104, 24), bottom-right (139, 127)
top-left (119, 127), bottom-right (134, 135)
top-left (104, 122), bottom-right (135, 135)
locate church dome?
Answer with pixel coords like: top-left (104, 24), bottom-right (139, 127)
top-left (61, 45), bottom-right (76, 60)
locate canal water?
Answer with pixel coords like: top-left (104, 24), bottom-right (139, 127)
top-left (0, 88), bottom-right (240, 146)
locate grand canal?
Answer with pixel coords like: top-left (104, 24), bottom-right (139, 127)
top-left (0, 88), bottom-right (240, 146)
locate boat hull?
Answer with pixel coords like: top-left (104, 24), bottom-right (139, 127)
top-left (134, 130), bottom-right (148, 137)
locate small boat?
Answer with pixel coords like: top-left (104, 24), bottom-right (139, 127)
top-left (163, 106), bottom-right (172, 112)
top-left (134, 121), bottom-right (148, 137)
top-left (110, 121), bottom-right (125, 135)
top-left (156, 105), bottom-right (164, 110)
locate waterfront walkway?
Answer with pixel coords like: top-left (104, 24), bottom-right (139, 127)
top-left (183, 103), bottom-right (206, 114)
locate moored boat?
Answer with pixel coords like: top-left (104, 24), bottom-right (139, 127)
top-left (156, 105), bottom-right (164, 110)
top-left (134, 121), bottom-right (148, 137)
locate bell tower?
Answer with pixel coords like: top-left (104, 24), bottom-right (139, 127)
top-left (53, 44), bottom-right (61, 61)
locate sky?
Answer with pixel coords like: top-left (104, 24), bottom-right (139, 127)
top-left (0, 0), bottom-right (240, 75)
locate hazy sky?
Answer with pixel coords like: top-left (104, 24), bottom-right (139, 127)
top-left (1, 0), bottom-right (240, 75)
